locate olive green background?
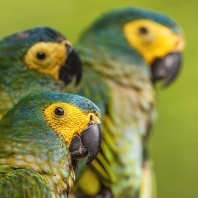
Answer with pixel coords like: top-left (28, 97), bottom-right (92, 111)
top-left (0, 0), bottom-right (197, 197)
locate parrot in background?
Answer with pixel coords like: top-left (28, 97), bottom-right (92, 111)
top-left (0, 92), bottom-right (102, 197)
top-left (66, 7), bottom-right (185, 198)
top-left (0, 26), bottom-right (82, 119)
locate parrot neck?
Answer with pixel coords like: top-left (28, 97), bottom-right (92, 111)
top-left (78, 44), bottom-right (150, 89)
top-left (0, 62), bottom-right (63, 119)
top-left (0, 143), bottom-right (75, 197)
top-left (0, 118), bottom-right (75, 196)
top-left (98, 77), bottom-right (156, 196)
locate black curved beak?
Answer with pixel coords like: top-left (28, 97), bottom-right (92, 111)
top-left (69, 124), bottom-right (102, 165)
top-left (59, 44), bottom-right (82, 86)
top-left (151, 52), bottom-right (182, 87)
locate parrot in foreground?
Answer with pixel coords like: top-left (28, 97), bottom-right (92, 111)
top-left (0, 92), bottom-right (102, 197)
top-left (66, 7), bottom-right (185, 198)
top-left (0, 26), bottom-right (82, 119)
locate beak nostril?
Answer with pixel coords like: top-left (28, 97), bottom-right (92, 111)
top-left (65, 44), bottom-right (73, 54)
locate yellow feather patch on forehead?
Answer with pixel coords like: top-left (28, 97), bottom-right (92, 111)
top-left (123, 19), bottom-right (184, 64)
top-left (24, 41), bottom-right (67, 79)
top-left (43, 102), bottom-right (100, 146)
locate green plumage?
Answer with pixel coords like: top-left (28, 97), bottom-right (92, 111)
top-left (0, 92), bottom-right (100, 198)
top-left (0, 168), bottom-right (51, 197)
top-left (69, 7), bottom-right (183, 197)
top-left (0, 7), bottom-right (183, 198)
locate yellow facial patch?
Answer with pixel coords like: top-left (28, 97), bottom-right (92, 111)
top-left (43, 102), bottom-right (100, 146)
top-left (24, 41), bottom-right (67, 79)
top-left (123, 19), bottom-right (184, 64)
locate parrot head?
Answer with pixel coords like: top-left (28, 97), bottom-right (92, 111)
top-left (0, 92), bottom-right (102, 194)
top-left (0, 26), bottom-right (82, 85)
top-left (77, 7), bottom-right (185, 86)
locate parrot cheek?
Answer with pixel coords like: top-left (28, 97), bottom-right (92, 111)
top-left (151, 52), bottom-right (182, 87)
top-left (69, 124), bottom-right (102, 165)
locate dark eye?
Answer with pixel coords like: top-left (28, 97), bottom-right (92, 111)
top-left (139, 27), bottom-right (148, 34)
top-left (54, 107), bottom-right (64, 116)
top-left (37, 52), bottom-right (46, 60)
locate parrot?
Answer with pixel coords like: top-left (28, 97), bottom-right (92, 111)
top-left (0, 26), bottom-right (82, 119)
top-left (65, 7), bottom-right (185, 198)
top-left (0, 91), bottom-right (102, 198)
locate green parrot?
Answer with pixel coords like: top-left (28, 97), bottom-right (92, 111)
top-left (0, 26), bottom-right (82, 119)
top-left (0, 92), bottom-right (102, 197)
top-left (66, 7), bottom-right (185, 198)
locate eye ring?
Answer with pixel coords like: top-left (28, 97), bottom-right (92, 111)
top-left (37, 51), bottom-right (46, 60)
top-left (65, 44), bottom-right (73, 54)
top-left (139, 26), bottom-right (148, 34)
top-left (54, 107), bottom-right (65, 117)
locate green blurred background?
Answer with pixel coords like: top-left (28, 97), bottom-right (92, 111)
top-left (0, 0), bottom-right (197, 197)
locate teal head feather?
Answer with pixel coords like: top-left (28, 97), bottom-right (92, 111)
top-left (0, 26), bottom-right (65, 63)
